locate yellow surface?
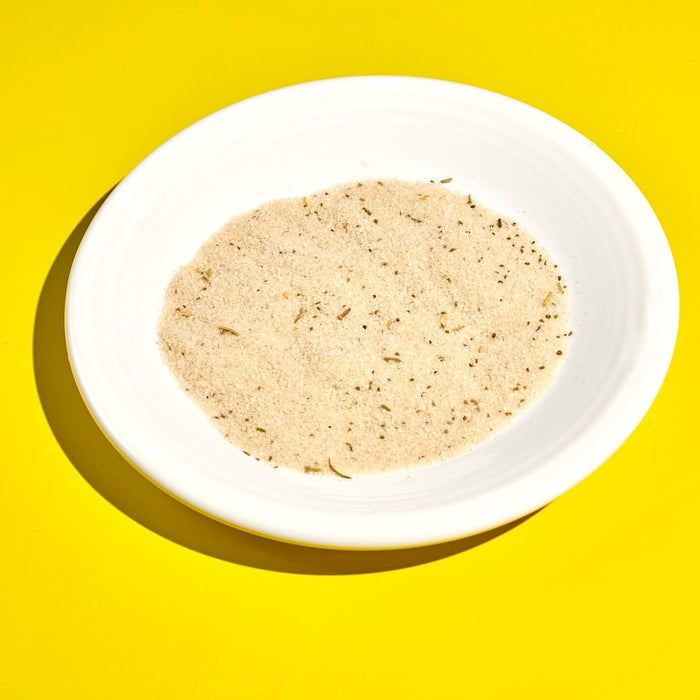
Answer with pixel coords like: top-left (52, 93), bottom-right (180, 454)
top-left (2, 1), bottom-right (698, 698)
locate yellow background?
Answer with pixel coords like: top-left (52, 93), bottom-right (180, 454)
top-left (2, 1), bottom-right (698, 697)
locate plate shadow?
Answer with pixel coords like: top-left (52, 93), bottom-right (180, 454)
top-left (33, 190), bottom-right (539, 575)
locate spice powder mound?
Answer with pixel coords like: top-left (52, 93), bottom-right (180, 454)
top-left (158, 179), bottom-right (571, 477)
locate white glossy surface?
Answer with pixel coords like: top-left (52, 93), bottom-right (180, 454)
top-left (65, 77), bottom-right (678, 549)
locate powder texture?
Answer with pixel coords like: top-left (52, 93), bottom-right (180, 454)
top-left (158, 180), bottom-right (570, 476)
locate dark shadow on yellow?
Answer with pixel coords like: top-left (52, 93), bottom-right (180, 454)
top-left (33, 190), bottom-right (540, 574)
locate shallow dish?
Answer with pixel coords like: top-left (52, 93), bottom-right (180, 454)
top-left (66, 76), bottom-right (678, 549)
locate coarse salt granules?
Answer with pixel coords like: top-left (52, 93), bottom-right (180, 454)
top-left (158, 180), bottom-right (570, 477)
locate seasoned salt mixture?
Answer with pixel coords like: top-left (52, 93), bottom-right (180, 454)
top-left (159, 180), bottom-right (570, 476)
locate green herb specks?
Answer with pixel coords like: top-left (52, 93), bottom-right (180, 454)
top-left (327, 458), bottom-right (351, 479)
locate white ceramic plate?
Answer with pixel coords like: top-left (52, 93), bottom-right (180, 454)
top-left (66, 77), bottom-right (678, 549)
